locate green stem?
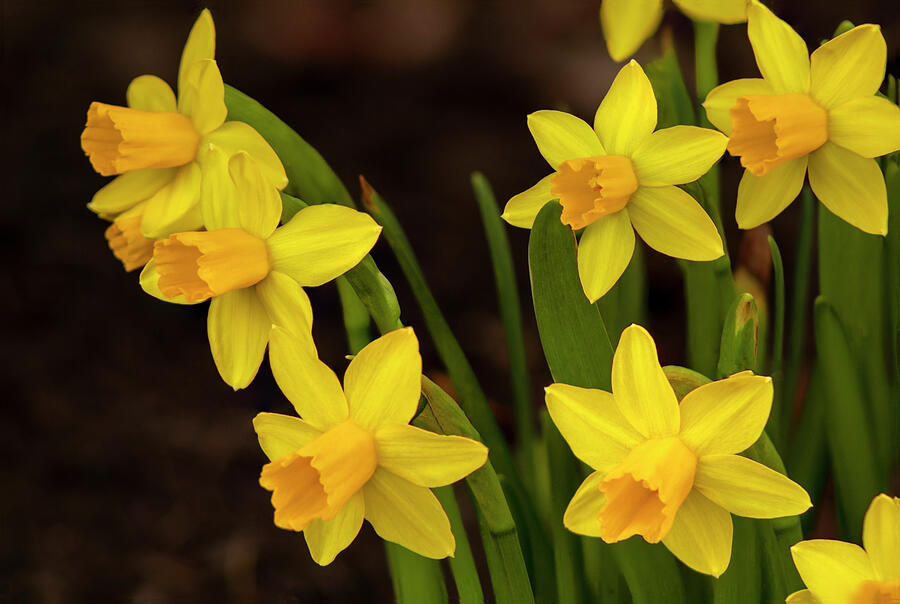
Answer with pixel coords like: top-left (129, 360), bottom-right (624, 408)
top-left (694, 21), bottom-right (721, 207)
top-left (385, 543), bottom-right (449, 604)
top-left (336, 277), bottom-right (371, 354)
top-left (767, 236), bottom-right (786, 448)
top-left (433, 486), bottom-right (485, 604)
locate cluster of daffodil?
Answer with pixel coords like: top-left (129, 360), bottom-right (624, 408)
top-left (82, 2), bottom-right (899, 603)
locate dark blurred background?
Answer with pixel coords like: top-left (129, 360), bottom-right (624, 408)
top-left (3, 1), bottom-right (897, 602)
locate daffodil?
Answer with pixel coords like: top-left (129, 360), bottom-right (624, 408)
top-left (545, 324), bottom-right (811, 576)
top-left (253, 327), bottom-right (488, 565)
top-left (704, 1), bottom-right (900, 235)
top-left (81, 9), bottom-right (287, 270)
top-left (139, 147), bottom-right (381, 390)
top-left (503, 61), bottom-right (726, 302)
top-left (600, 0), bottom-right (748, 62)
top-left (788, 494), bottom-right (900, 603)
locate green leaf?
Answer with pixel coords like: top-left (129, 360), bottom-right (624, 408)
top-left (766, 236), bottom-right (787, 447)
top-left (385, 543), bottom-right (449, 604)
top-left (433, 486), bottom-right (486, 604)
top-left (644, 42), bottom-right (696, 129)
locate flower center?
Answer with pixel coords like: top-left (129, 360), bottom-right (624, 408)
top-left (80, 102), bottom-right (200, 176)
top-left (105, 214), bottom-right (154, 272)
top-left (259, 420), bottom-right (377, 531)
top-left (597, 436), bottom-right (697, 543)
top-left (550, 154), bottom-right (638, 230)
top-left (154, 228), bottom-right (271, 303)
top-left (852, 580), bottom-right (900, 604)
top-left (727, 93), bottom-right (827, 177)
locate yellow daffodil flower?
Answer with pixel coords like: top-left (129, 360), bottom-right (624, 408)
top-left (704, 1), bottom-right (900, 235)
top-left (546, 324), bottom-right (811, 576)
top-left (139, 148), bottom-right (381, 390)
top-left (600, 0), bottom-right (748, 62)
top-left (81, 9), bottom-right (287, 270)
top-left (503, 61), bottom-right (726, 302)
top-left (787, 493), bottom-right (900, 603)
top-left (254, 327), bottom-right (489, 565)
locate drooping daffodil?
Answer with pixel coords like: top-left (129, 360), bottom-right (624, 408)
top-left (140, 147), bottom-right (381, 390)
top-left (254, 327), bottom-right (488, 565)
top-left (503, 60), bottom-right (726, 302)
top-left (704, 1), bottom-right (900, 235)
top-left (600, 0), bottom-right (749, 62)
top-left (546, 324), bottom-right (811, 576)
top-left (788, 493), bottom-right (900, 603)
top-left (81, 9), bottom-right (287, 270)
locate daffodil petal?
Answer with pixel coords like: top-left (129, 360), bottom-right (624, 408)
top-left (694, 454), bottom-right (811, 518)
top-left (139, 259), bottom-right (195, 304)
top-left (702, 78), bottom-right (774, 136)
top-left (576, 210), bottom-right (635, 302)
top-left (631, 126), bottom-right (728, 186)
top-left (527, 111), bottom-right (604, 169)
top-left (268, 326), bottom-right (349, 430)
top-left (593, 60), bottom-right (657, 155)
top-left (256, 271), bottom-right (314, 338)
top-left (735, 156), bottom-right (807, 230)
top-left (672, 0), bottom-right (748, 24)
top-left (678, 374), bottom-right (773, 456)
top-left (662, 490), bottom-right (733, 577)
top-left (304, 490), bottom-right (365, 566)
top-left (178, 8), bottom-right (215, 98)
top-left (809, 24), bottom-right (886, 109)
top-left (785, 590), bottom-right (819, 604)
top-left (545, 383), bottom-right (643, 472)
top-left (207, 288), bottom-right (269, 390)
top-left (746, 1), bottom-right (809, 93)
top-left (198, 145), bottom-right (239, 230)
top-left (344, 328), bottom-right (421, 430)
top-left (790, 540), bottom-right (874, 602)
top-left (563, 471), bottom-right (606, 537)
top-left (252, 412), bottom-right (322, 461)
top-left (863, 494), bottom-right (900, 581)
top-left (88, 168), bottom-right (177, 217)
top-left (599, 0), bottom-right (663, 62)
top-left (202, 121), bottom-right (288, 190)
top-left (502, 174), bottom-right (555, 228)
top-left (178, 59), bottom-right (227, 135)
top-left (126, 75), bottom-right (177, 112)
top-left (140, 162), bottom-right (203, 239)
top-left (627, 185), bottom-right (724, 261)
top-left (374, 424), bottom-right (488, 488)
top-left (267, 204), bottom-right (382, 287)
top-left (611, 324), bottom-right (679, 438)
top-left (828, 96), bottom-right (900, 159)
top-left (229, 152), bottom-right (281, 238)
top-left (363, 469), bottom-right (455, 559)
top-left (808, 142), bottom-right (887, 236)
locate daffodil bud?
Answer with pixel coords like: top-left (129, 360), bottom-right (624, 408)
top-left (718, 293), bottom-right (760, 377)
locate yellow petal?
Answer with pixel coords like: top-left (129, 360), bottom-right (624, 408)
top-left (501, 174), bottom-right (555, 228)
top-left (631, 126), bottom-right (728, 186)
top-left (198, 145), bottom-right (239, 230)
top-left (544, 383), bottom-right (643, 472)
top-left (138, 259), bottom-right (195, 305)
top-left (344, 328), bottom-right (421, 430)
top-left (202, 121), bottom-right (288, 190)
top-left (207, 288), bottom-right (270, 390)
top-left (140, 162), bottom-right (203, 239)
top-left (126, 75), bottom-right (177, 112)
top-left (661, 490), bottom-right (733, 577)
top-left (828, 96), bottom-right (900, 159)
top-left (693, 454), bottom-right (811, 518)
top-left (178, 59), bottom-right (226, 136)
top-left (256, 271), bottom-right (314, 339)
top-left (611, 324), bottom-right (680, 438)
top-left (178, 8), bottom-right (215, 97)
top-left (863, 494), bottom-right (900, 581)
top-left (229, 152), bottom-right (281, 238)
top-left (87, 168), bottom-right (176, 217)
top-left (268, 326), bottom-right (349, 430)
top-left (363, 469), bottom-right (454, 559)
top-left (702, 78), bottom-right (774, 135)
top-left (785, 590), bottom-right (819, 604)
top-left (672, 0), bottom-right (748, 24)
top-left (678, 374), bottom-right (772, 456)
top-left (593, 60), bottom-right (657, 156)
top-left (374, 424), bottom-right (487, 488)
top-left (253, 412), bottom-right (322, 461)
top-left (267, 204), bottom-right (382, 287)
top-left (576, 210), bottom-right (635, 302)
top-left (808, 142), bottom-right (888, 235)
top-left (563, 471), bottom-right (607, 537)
top-left (627, 185), bottom-right (723, 261)
top-left (790, 540), bottom-right (874, 602)
top-left (304, 490), bottom-right (365, 565)
top-left (527, 111), bottom-right (604, 169)
top-left (735, 156), bottom-right (807, 229)
top-left (599, 0), bottom-right (663, 62)
top-left (809, 24), bottom-right (886, 109)
top-left (746, 1), bottom-right (809, 93)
